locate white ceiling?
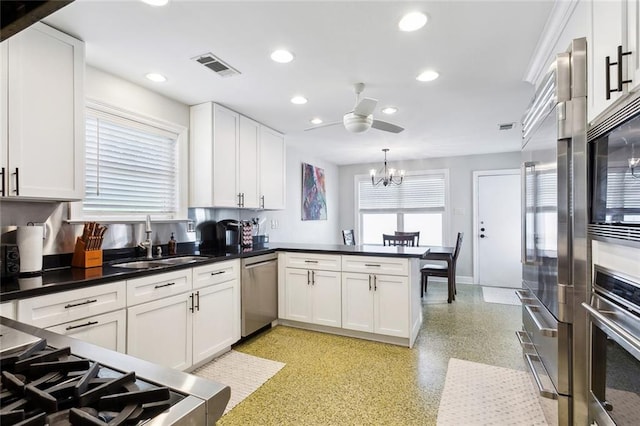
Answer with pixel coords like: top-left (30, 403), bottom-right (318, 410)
top-left (43, 0), bottom-right (554, 165)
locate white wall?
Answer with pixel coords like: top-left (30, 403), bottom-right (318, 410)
top-left (258, 145), bottom-right (340, 244)
top-left (338, 151), bottom-right (522, 278)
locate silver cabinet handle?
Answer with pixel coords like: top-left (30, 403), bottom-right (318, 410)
top-left (304, 260), bottom-right (319, 263)
top-left (210, 271), bottom-right (226, 276)
top-left (307, 270), bottom-right (311, 285)
top-left (582, 302), bottom-right (640, 354)
top-left (373, 275), bottom-right (377, 291)
top-left (154, 282), bottom-right (176, 289)
top-left (66, 321), bottom-right (98, 331)
top-left (189, 293), bottom-right (194, 312)
top-left (515, 290), bottom-right (536, 303)
top-left (525, 305), bottom-right (557, 337)
top-left (65, 299), bottom-right (97, 309)
top-left (311, 270), bottom-right (315, 285)
top-left (515, 330), bottom-right (534, 351)
top-left (195, 291), bottom-right (200, 311)
top-left (12, 168), bottom-right (19, 195)
top-left (245, 259), bottom-right (276, 269)
top-left (368, 275), bottom-right (372, 291)
top-left (0, 167), bottom-right (5, 196)
top-left (260, 195), bottom-right (265, 209)
top-left (524, 353), bottom-right (558, 400)
top-left (364, 264), bottom-right (381, 267)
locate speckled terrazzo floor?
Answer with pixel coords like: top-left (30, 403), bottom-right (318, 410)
top-left (218, 283), bottom-right (525, 425)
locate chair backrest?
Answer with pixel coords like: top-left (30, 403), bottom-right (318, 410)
top-left (383, 234), bottom-right (416, 246)
top-left (452, 232), bottom-right (464, 261)
top-left (342, 229), bottom-right (356, 245)
top-left (395, 231), bottom-right (420, 247)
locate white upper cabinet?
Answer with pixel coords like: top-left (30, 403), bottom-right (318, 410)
top-left (588, 0), bottom-right (640, 123)
top-left (239, 116), bottom-right (260, 209)
top-left (1, 23), bottom-right (85, 200)
top-left (259, 126), bottom-right (286, 210)
top-left (190, 102), bottom-right (240, 208)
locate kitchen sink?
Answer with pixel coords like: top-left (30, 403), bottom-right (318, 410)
top-left (112, 256), bottom-right (208, 269)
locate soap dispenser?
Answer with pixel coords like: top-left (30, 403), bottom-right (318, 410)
top-left (168, 232), bottom-right (177, 255)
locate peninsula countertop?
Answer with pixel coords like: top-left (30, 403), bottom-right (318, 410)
top-left (0, 243), bottom-right (429, 301)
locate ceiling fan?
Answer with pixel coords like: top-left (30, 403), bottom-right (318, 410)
top-left (305, 83), bottom-right (404, 134)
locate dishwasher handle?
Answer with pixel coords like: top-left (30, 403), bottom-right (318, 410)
top-left (244, 259), bottom-right (277, 269)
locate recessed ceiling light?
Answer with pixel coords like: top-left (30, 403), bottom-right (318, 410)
top-left (382, 107), bottom-right (398, 115)
top-left (291, 96), bottom-right (308, 105)
top-left (145, 72), bottom-right (167, 82)
top-left (416, 70), bottom-right (439, 82)
top-left (399, 12), bottom-right (428, 32)
top-left (310, 118), bottom-right (323, 125)
top-left (141, 0), bottom-right (169, 6)
top-left (271, 49), bottom-right (295, 63)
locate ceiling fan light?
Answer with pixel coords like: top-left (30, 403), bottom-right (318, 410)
top-left (416, 70), bottom-right (439, 82)
top-left (310, 118), bottom-right (323, 125)
top-left (399, 12), bottom-right (428, 32)
top-left (145, 72), bottom-right (167, 82)
top-left (343, 112), bottom-right (373, 133)
top-left (271, 49), bottom-right (295, 63)
top-left (382, 106), bottom-right (398, 115)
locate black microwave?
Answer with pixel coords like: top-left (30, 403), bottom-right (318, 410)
top-left (590, 111), bottom-right (640, 225)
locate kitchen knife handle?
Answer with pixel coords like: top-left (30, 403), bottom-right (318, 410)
top-left (0, 167), bottom-right (4, 196)
top-left (12, 168), bottom-right (19, 195)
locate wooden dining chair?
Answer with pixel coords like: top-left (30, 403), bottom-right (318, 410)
top-left (395, 231), bottom-right (420, 246)
top-left (421, 232), bottom-right (463, 303)
top-left (342, 229), bottom-right (356, 245)
top-left (383, 234), bottom-right (416, 246)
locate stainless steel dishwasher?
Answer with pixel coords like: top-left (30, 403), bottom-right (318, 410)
top-left (241, 253), bottom-right (278, 337)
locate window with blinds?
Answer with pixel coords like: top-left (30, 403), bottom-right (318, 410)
top-left (84, 112), bottom-right (179, 216)
top-left (358, 173), bottom-right (446, 210)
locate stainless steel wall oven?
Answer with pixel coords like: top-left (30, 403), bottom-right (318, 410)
top-left (583, 266), bottom-right (640, 426)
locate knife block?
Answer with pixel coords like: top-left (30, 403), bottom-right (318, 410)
top-left (71, 237), bottom-right (103, 268)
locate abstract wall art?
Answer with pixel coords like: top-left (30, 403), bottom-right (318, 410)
top-left (301, 163), bottom-right (327, 221)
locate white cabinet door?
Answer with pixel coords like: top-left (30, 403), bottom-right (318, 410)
top-left (0, 301), bottom-right (16, 319)
top-left (588, 0), bottom-right (627, 123)
top-left (127, 292), bottom-right (193, 371)
top-left (310, 270), bottom-right (342, 327)
top-left (239, 116), bottom-right (260, 208)
top-left (212, 104), bottom-right (240, 207)
top-left (341, 272), bottom-right (374, 333)
top-left (259, 126), bottom-right (286, 210)
top-left (284, 268), bottom-right (312, 322)
top-left (627, 0), bottom-right (640, 93)
top-left (373, 275), bottom-right (409, 338)
top-left (192, 281), bottom-right (237, 364)
top-left (46, 309), bottom-right (126, 353)
top-left (4, 23), bottom-right (84, 200)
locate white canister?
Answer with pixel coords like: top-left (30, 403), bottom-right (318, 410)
top-left (16, 225), bottom-right (44, 274)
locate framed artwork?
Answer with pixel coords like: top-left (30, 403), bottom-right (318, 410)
top-left (301, 163), bottom-right (327, 220)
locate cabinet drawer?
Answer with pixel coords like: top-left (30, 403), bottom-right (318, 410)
top-left (285, 252), bottom-right (341, 271)
top-left (46, 309), bottom-right (126, 353)
top-left (127, 269), bottom-right (192, 306)
top-left (0, 301), bottom-right (16, 320)
top-left (341, 255), bottom-right (409, 276)
top-left (192, 259), bottom-right (239, 290)
top-left (17, 281), bottom-right (126, 329)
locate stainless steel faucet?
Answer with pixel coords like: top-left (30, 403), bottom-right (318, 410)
top-left (138, 215), bottom-right (153, 259)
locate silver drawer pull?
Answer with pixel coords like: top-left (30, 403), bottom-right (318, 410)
top-left (210, 271), bottom-right (226, 276)
top-left (364, 264), bottom-right (381, 267)
top-left (515, 290), bottom-right (536, 303)
top-left (525, 305), bottom-right (557, 337)
top-left (304, 260), bottom-right (318, 263)
top-left (66, 321), bottom-right (98, 331)
top-left (65, 299), bottom-right (97, 309)
top-left (154, 282), bottom-right (176, 289)
top-left (524, 353), bottom-right (558, 400)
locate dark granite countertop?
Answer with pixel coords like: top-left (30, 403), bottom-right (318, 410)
top-left (0, 243), bottom-right (428, 301)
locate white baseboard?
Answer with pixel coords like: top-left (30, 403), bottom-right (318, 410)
top-left (426, 275), bottom-right (473, 285)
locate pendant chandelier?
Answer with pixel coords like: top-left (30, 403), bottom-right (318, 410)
top-left (370, 148), bottom-right (404, 186)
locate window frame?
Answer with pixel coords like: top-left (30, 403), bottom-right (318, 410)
top-left (69, 99), bottom-right (188, 222)
top-left (353, 169), bottom-right (450, 246)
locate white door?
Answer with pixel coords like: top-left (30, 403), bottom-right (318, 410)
top-left (476, 172), bottom-right (521, 288)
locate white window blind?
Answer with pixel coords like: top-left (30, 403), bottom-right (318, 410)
top-left (84, 113), bottom-right (178, 216)
top-left (359, 174), bottom-right (445, 210)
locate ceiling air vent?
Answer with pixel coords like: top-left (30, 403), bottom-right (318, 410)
top-left (192, 52), bottom-right (240, 77)
top-left (498, 122), bottom-right (515, 131)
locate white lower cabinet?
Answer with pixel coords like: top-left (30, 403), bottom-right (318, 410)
top-left (0, 300), bottom-right (16, 319)
top-left (284, 267), bottom-right (341, 327)
top-left (127, 292), bottom-right (194, 371)
top-left (46, 309), bottom-right (126, 352)
top-left (341, 272), bottom-right (409, 338)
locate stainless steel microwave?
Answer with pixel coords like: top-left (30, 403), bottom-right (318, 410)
top-left (590, 110), bottom-right (640, 225)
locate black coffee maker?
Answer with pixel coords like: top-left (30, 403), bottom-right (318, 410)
top-left (216, 219), bottom-right (241, 251)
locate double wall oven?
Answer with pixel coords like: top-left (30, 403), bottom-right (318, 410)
top-left (517, 37), bottom-right (590, 425)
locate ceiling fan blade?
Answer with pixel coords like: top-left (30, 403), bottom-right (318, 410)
top-left (304, 121), bottom-right (342, 131)
top-left (354, 97), bottom-right (377, 116)
top-left (371, 119), bottom-right (404, 133)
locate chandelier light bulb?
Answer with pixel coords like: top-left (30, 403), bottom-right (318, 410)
top-left (371, 149), bottom-right (403, 187)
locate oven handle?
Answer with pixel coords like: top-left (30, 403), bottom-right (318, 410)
top-left (515, 290), bottom-right (537, 304)
top-left (525, 305), bottom-right (558, 337)
top-left (524, 353), bottom-right (558, 400)
top-left (582, 302), bottom-right (640, 354)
